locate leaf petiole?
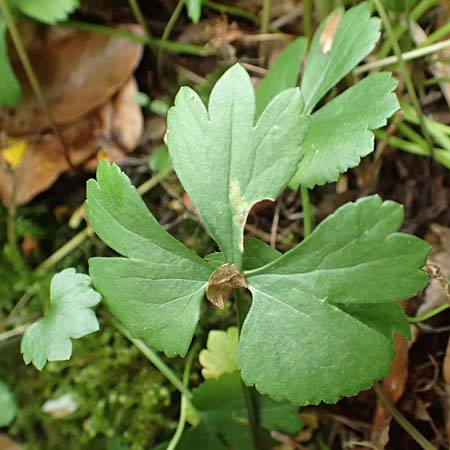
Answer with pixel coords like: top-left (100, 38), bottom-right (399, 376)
top-left (408, 303), bottom-right (449, 324)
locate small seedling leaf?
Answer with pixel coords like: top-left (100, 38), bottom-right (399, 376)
top-left (186, 0), bottom-right (202, 23)
top-left (199, 327), bottom-right (239, 379)
top-left (15, 0), bottom-right (79, 24)
top-left (86, 162), bottom-right (213, 357)
top-left (302, 2), bottom-right (381, 113)
top-left (292, 72), bottom-right (400, 188)
top-left (21, 268), bottom-right (101, 370)
top-left (167, 64), bottom-right (308, 268)
top-left (0, 16), bottom-right (21, 106)
top-left (0, 380), bottom-right (17, 427)
top-left (239, 196), bottom-right (430, 404)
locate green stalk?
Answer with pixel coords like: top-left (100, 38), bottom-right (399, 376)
top-left (408, 303), bottom-right (449, 323)
top-left (374, 384), bottom-right (437, 450)
top-left (373, 0), bottom-right (434, 156)
top-left (113, 319), bottom-right (192, 399)
top-left (377, 0), bottom-right (439, 58)
top-left (0, 0), bottom-right (73, 168)
top-left (300, 185), bottom-right (313, 237)
top-left (157, 0), bottom-right (185, 76)
top-left (420, 22), bottom-right (450, 47)
top-left (204, 0), bottom-right (259, 24)
top-left (166, 342), bottom-right (198, 450)
top-left (64, 20), bottom-right (215, 56)
top-left (236, 290), bottom-right (262, 450)
top-left (303, 0), bottom-right (313, 39)
top-left (354, 38), bottom-right (450, 74)
top-left (259, 0), bottom-right (271, 62)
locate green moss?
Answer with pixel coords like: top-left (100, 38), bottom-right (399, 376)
top-left (1, 317), bottom-right (177, 450)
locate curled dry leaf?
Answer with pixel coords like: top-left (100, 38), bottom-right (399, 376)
top-left (0, 25), bottom-right (143, 135)
top-left (206, 264), bottom-right (247, 309)
top-left (443, 334), bottom-right (450, 441)
top-left (0, 79), bottom-right (143, 206)
top-left (417, 224), bottom-right (450, 317)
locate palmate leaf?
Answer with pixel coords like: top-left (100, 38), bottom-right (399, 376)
top-left (21, 268), bottom-right (101, 370)
top-left (166, 64), bottom-right (309, 268)
top-left (239, 196), bottom-right (430, 404)
top-left (86, 162), bottom-right (213, 357)
top-left (14, 0), bottom-right (79, 24)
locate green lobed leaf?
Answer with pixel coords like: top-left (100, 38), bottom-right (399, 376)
top-left (86, 162), bottom-right (213, 357)
top-left (291, 72), bottom-right (400, 188)
top-left (185, 0), bottom-right (202, 23)
top-left (301, 2), bottom-right (381, 114)
top-left (15, 0), bottom-right (79, 24)
top-left (199, 327), bottom-right (239, 379)
top-left (239, 196), bottom-right (430, 404)
top-left (0, 15), bottom-right (21, 106)
top-left (0, 380), bottom-right (17, 427)
top-left (167, 63), bottom-right (309, 268)
top-left (255, 37), bottom-right (307, 118)
top-left (21, 268), bottom-right (101, 370)
top-left (189, 372), bottom-right (301, 449)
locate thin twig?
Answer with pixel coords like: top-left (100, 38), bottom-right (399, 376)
top-left (355, 38), bottom-right (450, 74)
top-left (0, 323), bottom-right (30, 342)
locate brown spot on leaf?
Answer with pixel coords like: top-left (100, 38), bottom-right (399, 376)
top-left (319, 11), bottom-right (343, 54)
top-left (206, 264), bottom-right (247, 309)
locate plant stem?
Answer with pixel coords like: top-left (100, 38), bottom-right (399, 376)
top-left (236, 291), bottom-right (262, 450)
top-left (112, 318), bottom-right (192, 399)
top-left (166, 342), bottom-right (198, 450)
top-left (64, 20), bottom-right (215, 56)
top-left (374, 384), bottom-right (437, 450)
top-left (420, 22), bottom-right (450, 47)
top-left (300, 185), bottom-right (313, 237)
top-left (0, 323), bottom-right (30, 342)
top-left (6, 176), bottom-right (18, 253)
top-left (128, 0), bottom-right (153, 47)
top-left (259, 0), bottom-right (271, 63)
top-left (303, 0), bottom-right (313, 39)
top-left (354, 38), bottom-right (450, 74)
top-left (203, 0), bottom-right (259, 24)
top-left (372, 0), bottom-right (434, 157)
top-left (157, 0), bottom-right (185, 76)
top-left (377, 0), bottom-right (439, 58)
top-left (408, 303), bottom-right (449, 323)
top-left (0, 0), bottom-right (73, 168)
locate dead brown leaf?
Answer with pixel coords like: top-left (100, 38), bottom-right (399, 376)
top-left (371, 335), bottom-right (410, 449)
top-left (0, 79), bottom-right (143, 206)
top-left (0, 435), bottom-right (20, 450)
top-left (0, 25), bottom-right (143, 135)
